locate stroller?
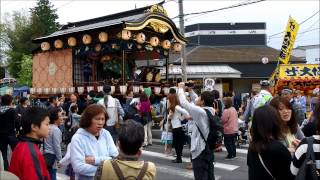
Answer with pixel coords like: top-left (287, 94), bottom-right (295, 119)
top-left (236, 119), bottom-right (248, 148)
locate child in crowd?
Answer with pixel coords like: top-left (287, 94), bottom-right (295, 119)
top-left (59, 126), bottom-right (79, 180)
top-left (9, 107), bottom-right (51, 179)
top-left (70, 104), bottom-right (81, 128)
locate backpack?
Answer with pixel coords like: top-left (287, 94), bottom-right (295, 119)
top-left (196, 108), bottom-right (224, 150)
top-left (295, 137), bottom-right (318, 180)
top-left (110, 160), bottom-right (149, 180)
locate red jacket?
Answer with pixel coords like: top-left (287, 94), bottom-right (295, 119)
top-left (9, 136), bottom-right (50, 180)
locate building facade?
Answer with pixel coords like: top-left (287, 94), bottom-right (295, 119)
top-left (169, 23), bottom-right (304, 95)
top-left (294, 44), bottom-right (320, 64)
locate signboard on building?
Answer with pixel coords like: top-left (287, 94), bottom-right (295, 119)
top-left (279, 64), bottom-right (320, 80)
top-left (278, 16), bottom-right (300, 64)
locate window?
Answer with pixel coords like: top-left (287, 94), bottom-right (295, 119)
top-left (315, 58), bottom-right (320, 62)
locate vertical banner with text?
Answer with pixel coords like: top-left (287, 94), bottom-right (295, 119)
top-left (278, 16), bottom-right (300, 64)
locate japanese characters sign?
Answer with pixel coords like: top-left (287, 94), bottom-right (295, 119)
top-left (278, 16), bottom-right (300, 64)
top-left (279, 64), bottom-right (320, 80)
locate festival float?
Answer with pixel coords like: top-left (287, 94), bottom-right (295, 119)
top-left (269, 64), bottom-right (320, 95)
top-left (31, 3), bottom-right (186, 99)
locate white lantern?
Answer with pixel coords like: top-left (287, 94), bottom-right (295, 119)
top-left (154, 87), bottom-right (161, 94)
top-left (111, 86), bottom-right (116, 94)
top-left (36, 88), bottom-right (42, 94)
top-left (60, 87), bottom-right (66, 94)
top-left (163, 87), bottom-right (170, 95)
top-left (54, 39), bottom-right (63, 49)
top-left (68, 37), bottom-right (77, 47)
top-left (173, 43), bottom-right (182, 52)
top-left (150, 37), bottom-right (159, 47)
top-left (52, 88), bottom-right (58, 94)
top-left (87, 86), bottom-right (94, 92)
top-left (77, 87), bottom-right (84, 94)
top-left (133, 86), bottom-right (140, 94)
top-left (44, 88), bottom-right (50, 94)
top-left (162, 40), bottom-right (171, 49)
top-left (121, 30), bottom-right (132, 40)
top-left (262, 57), bottom-right (269, 64)
top-left (136, 32), bottom-right (146, 44)
top-left (30, 88), bottom-right (35, 94)
top-left (41, 42), bottom-right (50, 51)
top-left (82, 34), bottom-right (92, 45)
top-left (68, 87), bottom-right (75, 93)
top-left (97, 86), bottom-right (104, 92)
top-left (99, 32), bottom-right (108, 43)
top-left (120, 85), bottom-right (127, 95)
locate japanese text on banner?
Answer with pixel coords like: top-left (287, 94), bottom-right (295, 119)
top-left (278, 16), bottom-right (300, 64)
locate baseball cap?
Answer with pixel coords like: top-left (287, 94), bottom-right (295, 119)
top-left (313, 88), bottom-right (320, 95)
top-left (281, 88), bottom-right (293, 94)
top-left (260, 80), bottom-right (270, 87)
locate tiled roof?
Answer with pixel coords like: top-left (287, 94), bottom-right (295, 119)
top-left (169, 45), bottom-right (304, 64)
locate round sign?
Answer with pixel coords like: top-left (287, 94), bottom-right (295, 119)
top-left (262, 57), bottom-right (269, 64)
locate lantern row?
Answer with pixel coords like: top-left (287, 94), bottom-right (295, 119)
top-left (30, 86), bottom-right (171, 95)
top-left (41, 30), bottom-right (182, 52)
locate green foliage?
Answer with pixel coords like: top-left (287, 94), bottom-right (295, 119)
top-left (30, 0), bottom-right (59, 38)
top-left (17, 54), bottom-right (32, 86)
top-left (4, 10), bottom-right (33, 78)
top-left (3, 0), bottom-right (59, 78)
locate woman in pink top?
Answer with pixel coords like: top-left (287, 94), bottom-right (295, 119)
top-left (136, 92), bottom-right (152, 146)
top-left (221, 97), bottom-right (239, 159)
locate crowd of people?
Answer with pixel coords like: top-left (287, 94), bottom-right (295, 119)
top-left (0, 81), bottom-right (319, 180)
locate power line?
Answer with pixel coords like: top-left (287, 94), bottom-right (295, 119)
top-left (56, 0), bottom-right (75, 10)
top-left (267, 10), bottom-right (320, 38)
top-left (171, 0), bottom-right (266, 20)
top-left (183, 1), bottom-right (252, 24)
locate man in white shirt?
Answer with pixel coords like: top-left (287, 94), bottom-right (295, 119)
top-left (177, 82), bottom-right (215, 180)
top-left (98, 85), bottom-right (125, 143)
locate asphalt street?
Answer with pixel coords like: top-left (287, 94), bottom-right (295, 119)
top-left (141, 142), bottom-right (248, 180)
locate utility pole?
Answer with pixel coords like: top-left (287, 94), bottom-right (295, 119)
top-left (178, 0), bottom-right (187, 82)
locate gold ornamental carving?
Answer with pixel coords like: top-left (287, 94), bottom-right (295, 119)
top-left (149, 5), bottom-right (168, 16)
top-left (149, 21), bottom-right (169, 34)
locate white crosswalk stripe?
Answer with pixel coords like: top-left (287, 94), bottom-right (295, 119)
top-left (155, 164), bottom-right (222, 180)
top-left (142, 150), bottom-right (240, 171)
top-left (222, 147), bottom-right (248, 154)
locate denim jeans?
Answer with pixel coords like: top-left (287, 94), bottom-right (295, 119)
top-left (0, 135), bottom-right (18, 170)
top-left (49, 168), bottom-right (57, 180)
top-left (105, 125), bottom-right (118, 143)
top-left (192, 147), bottom-right (214, 180)
top-left (224, 133), bottom-right (237, 158)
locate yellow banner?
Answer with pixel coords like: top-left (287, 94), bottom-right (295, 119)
top-left (278, 16), bottom-right (300, 64)
top-left (279, 64), bottom-right (320, 80)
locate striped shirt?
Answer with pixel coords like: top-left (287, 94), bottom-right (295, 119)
top-left (290, 135), bottom-right (320, 175)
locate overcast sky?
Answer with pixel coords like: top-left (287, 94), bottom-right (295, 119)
top-left (1, 0), bottom-right (319, 49)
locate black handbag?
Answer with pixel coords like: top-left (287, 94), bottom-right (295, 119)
top-left (295, 137), bottom-right (318, 180)
top-left (43, 153), bottom-right (56, 170)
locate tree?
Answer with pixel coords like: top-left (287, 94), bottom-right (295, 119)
top-left (17, 54), bottom-right (33, 86)
top-left (3, 0), bottom-right (59, 78)
top-left (4, 11), bottom-right (33, 78)
top-left (30, 0), bottom-right (59, 38)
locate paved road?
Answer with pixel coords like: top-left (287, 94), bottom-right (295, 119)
top-left (140, 143), bottom-right (248, 180)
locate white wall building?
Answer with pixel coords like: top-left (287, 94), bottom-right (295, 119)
top-left (293, 44), bottom-right (320, 64)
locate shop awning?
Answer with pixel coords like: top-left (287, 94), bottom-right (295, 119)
top-left (161, 65), bottom-right (241, 78)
